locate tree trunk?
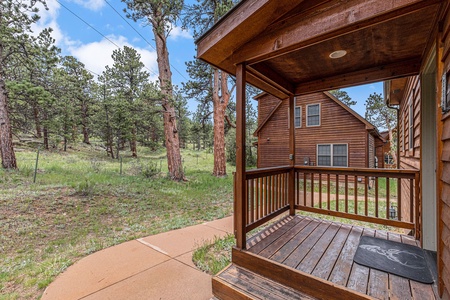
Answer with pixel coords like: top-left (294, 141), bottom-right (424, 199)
top-left (0, 74), bottom-right (17, 169)
top-left (152, 20), bottom-right (184, 181)
top-left (81, 101), bottom-right (90, 144)
top-left (130, 125), bottom-right (137, 157)
top-left (212, 68), bottom-right (230, 177)
top-left (33, 102), bottom-right (42, 138)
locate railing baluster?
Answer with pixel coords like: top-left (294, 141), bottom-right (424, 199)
top-left (386, 177), bottom-right (390, 219)
top-left (327, 174), bottom-right (331, 210)
top-left (397, 178), bottom-right (402, 221)
top-left (270, 175), bottom-right (277, 212)
top-left (354, 176), bottom-right (358, 215)
top-left (311, 172), bottom-right (315, 207)
top-left (264, 176), bottom-right (268, 216)
top-left (303, 173), bottom-right (307, 206)
top-left (250, 179), bottom-right (254, 223)
top-left (319, 174), bottom-right (322, 209)
top-left (336, 174), bottom-right (339, 212)
top-left (364, 176), bottom-right (368, 216)
top-left (375, 177), bottom-right (379, 218)
top-left (345, 175), bottom-right (348, 213)
top-left (296, 170), bottom-right (299, 205)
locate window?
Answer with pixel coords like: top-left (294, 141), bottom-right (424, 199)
top-left (409, 101), bottom-right (414, 150)
top-left (384, 154), bottom-right (394, 165)
top-left (307, 104), bottom-right (320, 126)
top-left (294, 103), bottom-right (301, 128)
top-left (317, 144), bottom-right (348, 167)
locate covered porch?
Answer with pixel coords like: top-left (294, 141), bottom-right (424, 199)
top-left (196, 0), bottom-right (446, 299)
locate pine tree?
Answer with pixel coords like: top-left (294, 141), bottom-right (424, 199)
top-left (329, 89), bottom-right (356, 107)
top-left (123, 0), bottom-right (185, 180)
top-left (183, 0), bottom-right (238, 177)
top-left (0, 0), bottom-right (46, 168)
top-left (365, 92), bottom-right (397, 164)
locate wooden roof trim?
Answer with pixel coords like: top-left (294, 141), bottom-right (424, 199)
top-left (232, 0), bottom-right (441, 66)
top-left (253, 98), bottom-right (284, 137)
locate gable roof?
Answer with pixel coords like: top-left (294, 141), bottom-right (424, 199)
top-left (254, 91), bottom-right (385, 142)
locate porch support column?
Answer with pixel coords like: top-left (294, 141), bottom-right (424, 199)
top-left (235, 63), bottom-right (247, 250)
top-left (288, 95), bottom-right (296, 215)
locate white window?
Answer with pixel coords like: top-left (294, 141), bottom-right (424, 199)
top-left (307, 104), bottom-right (320, 126)
top-left (409, 101), bottom-right (414, 150)
top-left (317, 144), bottom-right (348, 167)
top-left (294, 105), bottom-right (301, 128)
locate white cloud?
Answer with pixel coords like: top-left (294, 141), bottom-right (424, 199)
top-left (168, 25), bottom-right (192, 41)
top-left (28, 0), bottom-right (158, 81)
top-left (68, 35), bottom-right (159, 80)
top-left (71, 0), bottom-right (105, 11)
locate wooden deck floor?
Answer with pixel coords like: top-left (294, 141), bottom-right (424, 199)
top-left (244, 215), bottom-right (437, 300)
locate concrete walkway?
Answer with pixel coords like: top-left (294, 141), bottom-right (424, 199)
top-left (42, 216), bottom-right (233, 300)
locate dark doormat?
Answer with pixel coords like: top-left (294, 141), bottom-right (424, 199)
top-left (353, 236), bottom-right (434, 284)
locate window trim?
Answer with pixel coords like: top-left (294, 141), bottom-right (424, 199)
top-left (316, 143), bottom-right (348, 167)
top-left (294, 104), bottom-right (302, 128)
top-left (306, 103), bottom-right (321, 127)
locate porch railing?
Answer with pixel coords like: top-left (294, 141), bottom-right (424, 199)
top-left (235, 165), bottom-right (420, 248)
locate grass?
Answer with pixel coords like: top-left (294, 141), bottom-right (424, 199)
top-left (192, 234), bottom-right (235, 275)
top-left (299, 177), bottom-right (398, 199)
top-left (0, 144), bottom-right (235, 299)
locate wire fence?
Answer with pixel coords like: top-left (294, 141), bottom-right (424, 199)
top-left (16, 147), bottom-right (219, 183)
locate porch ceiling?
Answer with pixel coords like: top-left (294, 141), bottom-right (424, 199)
top-left (196, 0), bottom-right (444, 98)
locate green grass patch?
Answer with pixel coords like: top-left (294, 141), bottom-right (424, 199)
top-left (192, 234), bottom-right (235, 275)
top-left (1, 146), bottom-right (234, 299)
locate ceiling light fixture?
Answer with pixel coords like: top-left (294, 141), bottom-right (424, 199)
top-left (329, 50), bottom-right (347, 59)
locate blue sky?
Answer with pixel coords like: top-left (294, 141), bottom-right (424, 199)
top-left (31, 0), bottom-right (383, 117)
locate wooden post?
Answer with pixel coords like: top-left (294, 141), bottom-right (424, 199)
top-left (235, 63), bottom-right (247, 250)
top-left (289, 95), bottom-right (296, 215)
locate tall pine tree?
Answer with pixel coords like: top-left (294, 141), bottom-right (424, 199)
top-left (123, 0), bottom-right (185, 180)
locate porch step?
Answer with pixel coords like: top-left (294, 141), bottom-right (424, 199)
top-left (212, 264), bottom-right (319, 300)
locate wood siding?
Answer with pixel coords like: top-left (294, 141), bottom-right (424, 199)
top-left (257, 93), bottom-right (381, 169)
top-left (398, 76), bottom-right (421, 227)
top-left (440, 3), bottom-right (450, 298)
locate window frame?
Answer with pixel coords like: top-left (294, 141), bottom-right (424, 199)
top-left (316, 143), bottom-right (348, 167)
top-left (306, 103), bottom-right (321, 127)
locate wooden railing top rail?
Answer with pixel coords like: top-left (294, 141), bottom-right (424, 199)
top-left (294, 165), bottom-right (419, 179)
top-left (245, 166), bottom-right (291, 179)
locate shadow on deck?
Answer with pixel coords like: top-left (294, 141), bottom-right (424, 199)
top-left (214, 215), bottom-right (437, 300)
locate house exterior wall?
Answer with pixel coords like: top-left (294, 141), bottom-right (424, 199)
top-left (439, 3), bottom-right (450, 298)
top-left (398, 76), bottom-right (421, 228)
top-left (256, 92), bottom-right (378, 169)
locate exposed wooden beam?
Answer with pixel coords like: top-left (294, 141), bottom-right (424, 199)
top-left (233, 0), bottom-right (442, 65)
top-left (295, 58), bottom-right (421, 95)
top-left (247, 63), bottom-right (294, 95)
top-left (235, 63), bottom-right (247, 250)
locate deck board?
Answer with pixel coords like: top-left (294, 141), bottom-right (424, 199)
top-left (281, 221), bottom-right (330, 267)
top-left (246, 215), bottom-right (437, 300)
top-left (310, 224), bottom-right (351, 279)
top-left (216, 265), bottom-right (318, 300)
